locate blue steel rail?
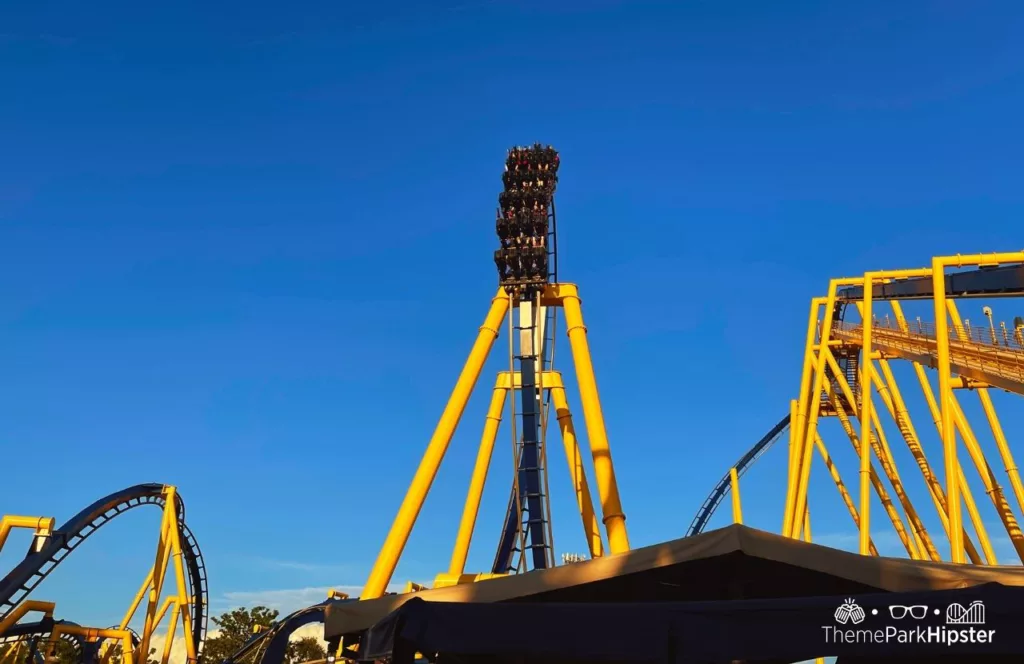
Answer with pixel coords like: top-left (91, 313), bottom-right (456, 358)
top-left (222, 597), bottom-right (355, 664)
top-left (0, 621), bottom-right (141, 664)
top-left (687, 415), bottom-right (791, 536)
top-left (0, 484), bottom-right (208, 660)
top-left (1, 619), bottom-right (98, 664)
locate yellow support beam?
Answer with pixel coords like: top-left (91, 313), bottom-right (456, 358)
top-left (551, 384), bottom-right (604, 559)
top-left (0, 516), bottom-right (54, 554)
top-left (362, 292), bottom-right (510, 599)
top-left (449, 382), bottom-right (509, 576)
top-left (364, 283), bottom-right (626, 600)
top-left (929, 252), bottom-right (1024, 561)
top-left (729, 468), bottom-right (743, 525)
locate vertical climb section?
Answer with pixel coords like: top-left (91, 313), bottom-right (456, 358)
top-left (492, 144), bottom-right (560, 573)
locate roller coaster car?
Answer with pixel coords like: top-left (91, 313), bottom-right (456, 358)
top-left (501, 170), bottom-right (558, 194)
top-left (495, 212), bottom-right (549, 247)
top-left (495, 143), bottom-right (557, 290)
top-left (505, 144), bottom-right (560, 173)
top-left (498, 190), bottom-right (553, 212)
top-left (494, 246), bottom-right (548, 287)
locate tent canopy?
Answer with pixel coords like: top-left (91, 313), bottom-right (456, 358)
top-left (325, 524), bottom-right (1024, 640)
top-left (362, 583), bottom-right (1024, 664)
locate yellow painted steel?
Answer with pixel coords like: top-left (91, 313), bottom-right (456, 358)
top-left (449, 382), bottom-right (509, 575)
top-left (0, 516), bottom-right (54, 554)
top-left (1, 486), bottom-right (199, 664)
top-left (869, 360), bottom-right (983, 564)
top-left (786, 252), bottom-right (1024, 572)
top-left (362, 293), bottom-right (511, 599)
top-left (828, 384), bottom-right (919, 559)
top-left (784, 299), bottom-right (826, 536)
top-left (0, 601), bottom-right (57, 636)
top-left (551, 384), bottom-right (604, 558)
top-left (932, 260), bottom-right (964, 562)
top-left (729, 468), bottom-right (743, 525)
top-left (908, 350), bottom-right (998, 564)
top-left (49, 625), bottom-right (136, 664)
top-left (821, 347), bottom-right (923, 558)
top-left (431, 572), bottom-right (507, 589)
top-left (560, 286), bottom-right (630, 554)
top-left (363, 282), bottom-right (628, 602)
top-left (947, 395), bottom-right (1024, 562)
top-left (858, 272), bottom-right (877, 556)
top-left (790, 280), bottom-right (853, 538)
top-left (814, 434), bottom-right (879, 556)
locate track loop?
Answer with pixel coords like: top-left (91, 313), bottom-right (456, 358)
top-left (0, 484), bottom-right (208, 661)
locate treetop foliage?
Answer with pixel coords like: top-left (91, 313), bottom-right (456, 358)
top-left (0, 606), bottom-right (326, 664)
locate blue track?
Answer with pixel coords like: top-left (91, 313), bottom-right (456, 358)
top-left (687, 415), bottom-right (791, 536)
top-left (0, 484), bottom-right (208, 661)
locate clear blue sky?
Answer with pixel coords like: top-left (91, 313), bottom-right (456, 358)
top-left (2, 0), bottom-right (1024, 631)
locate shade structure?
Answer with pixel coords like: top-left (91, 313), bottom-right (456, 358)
top-left (325, 524), bottom-right (1024, 641)
top-left (362, 583), bottom-right (1024, 664)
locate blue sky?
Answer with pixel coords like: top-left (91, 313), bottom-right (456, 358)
top-left (2, 0), bottom-right (1024, 637)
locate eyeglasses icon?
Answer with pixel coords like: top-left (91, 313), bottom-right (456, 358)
top-left (889, 605), bottom-right (928, 620)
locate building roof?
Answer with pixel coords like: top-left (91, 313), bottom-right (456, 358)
top-left (325, 523), bottom-right (1024, 640)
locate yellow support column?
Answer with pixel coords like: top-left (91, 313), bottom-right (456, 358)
top-left (785, 299), bottom-right (825, 534)
top-left (449, 383), bottom-right (508, 575)
top-left (827, 383), bottom-right (919, 558)
top-left (363, 292), bottom-right (510, 598)
top-left (729, 468), bottom-right (743, 525)
top-left (946, 300), bottom-right (1024, 523)
top-left (890, 300), bottom-right (995, 563)
top-left (931, 258), bottom-right (963, 563)
top-left (559, 286), bottom-right (630, 554)
top-left (138, 504), bottom-right (173, 661)
top-left (824, 351), bottom-right (931, 558)
top-left (858, 272), bottom-right (876, 556)
top-left (977, 390), bottom-right (1024, 517)
top-left (551, 384), bottom-right (604, 558)
top-left (815, 435), bottom-right (879, 556)
top-left (163, 490), bottom-right (197, 664)
top-left (871, 361), bottom-right (983, 564)
top-left (160, 605), bottom-right (181, 664)
top-left (948, 396), bottom-right (1024, 563)
top-left (792, 281), bottom-right (854, 538)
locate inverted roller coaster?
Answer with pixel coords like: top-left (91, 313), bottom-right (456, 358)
top-left (4, 145), bottom-right (1024, 664)
top-left (0, 484), bottom-right (206, 664)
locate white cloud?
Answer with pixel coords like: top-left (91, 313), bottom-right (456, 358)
top-left (149, 623), bottom-right (330, 664)
top-left (216, 586), bottom-right (362, 615)
top-left (213, 581), bottom-right (416, 616)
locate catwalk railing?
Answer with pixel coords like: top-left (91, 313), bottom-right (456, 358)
top-left (832, 320), bottom-right (1024, 394)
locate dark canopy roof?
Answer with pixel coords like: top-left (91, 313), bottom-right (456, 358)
top-left (363, 583), bottom-right (1024, 664)
top-left (326, 524), bottom-right (1024, 640)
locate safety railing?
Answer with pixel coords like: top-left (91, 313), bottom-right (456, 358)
top-left (831, 319), bottom-right (1024, 387)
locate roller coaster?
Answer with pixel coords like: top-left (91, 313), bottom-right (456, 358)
top-left (2, 145), bottom-right (1024, 664)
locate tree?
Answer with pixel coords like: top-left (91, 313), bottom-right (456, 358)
top-left (200, 606), bottom-right (327, 664)
top-left (107, 643), bottom-right (158, 664)
top-left (285, 637), bottom-right (326, 664)
top-left (201, 606), bottom-right (280, 664)
top-left (0, 640), bottom-right (157, 664)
